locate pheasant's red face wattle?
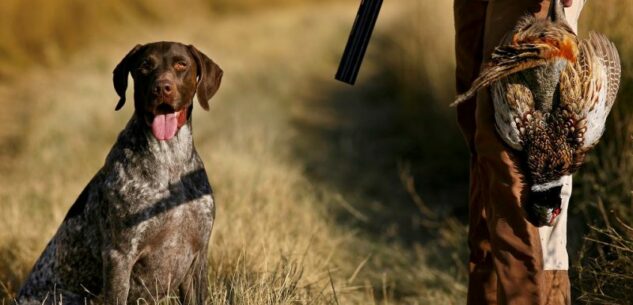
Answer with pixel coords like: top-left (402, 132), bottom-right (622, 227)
top-left (549, 207), bottom-right (562, 225)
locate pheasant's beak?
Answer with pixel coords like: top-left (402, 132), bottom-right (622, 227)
top-left (524, 184), bottom-right (564, 227)
top-left (525, 204), bottom-right (562, 227)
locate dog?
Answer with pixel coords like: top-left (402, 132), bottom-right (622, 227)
top-left (17, 41), bottom-right (223, 305)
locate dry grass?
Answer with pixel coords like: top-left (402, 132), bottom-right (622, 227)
top-left (0, 0), bottom-right (162, 77)
top-left (570, 1), bottom-right (633, 303)
top-left (207, 0), bottom-right (322, 13)
top-left (0, 0), bottom-right (317, 78)
top-left (0, 0), bottom-right (631, 304)
top-left (0, 1), bottom-right (466, 304)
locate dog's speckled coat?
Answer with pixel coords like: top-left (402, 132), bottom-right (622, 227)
top-left (17, 42), bottom-right (222, 305)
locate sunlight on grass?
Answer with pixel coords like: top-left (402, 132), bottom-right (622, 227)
top-left (0, 0), bottom-right (631, 304)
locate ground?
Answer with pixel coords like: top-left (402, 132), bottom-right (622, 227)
top-left (1, 0), bottom-right (632, 304)
top-left (0, 1), bottom-right (469, 304)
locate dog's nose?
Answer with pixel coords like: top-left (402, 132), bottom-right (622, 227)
top-left (153, 80), bottom-right (173, 96)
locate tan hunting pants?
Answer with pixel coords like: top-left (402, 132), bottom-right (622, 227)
top-left (453, 0), bottom-right (585, 304)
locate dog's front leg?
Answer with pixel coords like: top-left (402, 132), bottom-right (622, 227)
top-left (102, 249), bottom-right (133, 305)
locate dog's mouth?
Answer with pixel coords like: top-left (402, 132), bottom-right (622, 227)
top-left (146, 104), bottom-right (188, 141)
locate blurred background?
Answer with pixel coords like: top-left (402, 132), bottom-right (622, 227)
top-left (0, 0), bottom-right (631, 304)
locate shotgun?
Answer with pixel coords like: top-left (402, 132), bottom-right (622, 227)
top-left (335, 0), bottom-right (384, 85)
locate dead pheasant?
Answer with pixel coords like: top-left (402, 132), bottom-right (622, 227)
top-left (452, 0), bottom-right (621, 226)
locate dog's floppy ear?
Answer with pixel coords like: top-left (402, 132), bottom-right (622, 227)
top-left (188, 45), bottom-right (223, 111)
top-left (113, 44), bottom-right (142, 111)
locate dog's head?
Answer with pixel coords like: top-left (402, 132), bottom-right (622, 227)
top-left (113, 42), bottom-right (223, 141)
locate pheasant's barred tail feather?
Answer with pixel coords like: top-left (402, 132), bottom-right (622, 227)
top-left (590, 32), bottom-right (622, 108)
top-left (574, 33), bottom-right (620, 109)
top-left (562, 32), bottom-right (621, 150)
top-left (451, 43), bottom-right (561, 107)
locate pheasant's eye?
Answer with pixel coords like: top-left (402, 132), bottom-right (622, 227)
top-left (174, 61), bottom-right (188, 71)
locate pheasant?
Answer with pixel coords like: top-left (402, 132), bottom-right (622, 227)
top-left (452, 0), bottom-right (621, 226)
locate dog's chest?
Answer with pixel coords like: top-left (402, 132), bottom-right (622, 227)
top-left (100, 147), bottom-right (215, 252)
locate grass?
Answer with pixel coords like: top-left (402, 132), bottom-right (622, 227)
top-left (0, 0), bottom-right (318, 78)
top-left (570, 1), bottom-right (633, 303)
top-left (0, 0), bottom-right (631, 304)
top-left (0, 1), bottom-right (466, 304)
top-left (0, 0), bottom-right (156, 77)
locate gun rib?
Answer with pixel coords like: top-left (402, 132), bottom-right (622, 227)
top-left (335, 0), bottom-right (384, 85)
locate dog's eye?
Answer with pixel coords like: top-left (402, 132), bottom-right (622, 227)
top-left (139, 59), bottom-right (154, 71)
top-left (174, 61), bottom-right (188, 71)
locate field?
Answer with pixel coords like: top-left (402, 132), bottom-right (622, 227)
top-left (0, 0), bottom-right (631, 304)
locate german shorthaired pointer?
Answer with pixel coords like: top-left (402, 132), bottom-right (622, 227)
top-left (17, 42), bottom-right (223, 305)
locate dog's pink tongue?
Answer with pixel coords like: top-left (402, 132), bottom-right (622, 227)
top-left (151, 112), bottom-right (179, 141)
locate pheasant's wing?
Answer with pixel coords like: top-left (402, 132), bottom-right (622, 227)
top-left (491, 76), bottom-right (537, 151)
top-left (451, 43), bottom-right (559, 106)
top-left (559, 32), bottom-right (621, 150)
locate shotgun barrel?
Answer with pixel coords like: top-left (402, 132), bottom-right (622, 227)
top-left (335, 0), bottom-right (383, 85)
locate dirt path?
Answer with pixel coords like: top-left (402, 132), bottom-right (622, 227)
top-left (0, 2), bottom-right (468, 304)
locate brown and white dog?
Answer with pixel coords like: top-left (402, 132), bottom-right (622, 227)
top-left (17, 42), bottom-right (223, 305)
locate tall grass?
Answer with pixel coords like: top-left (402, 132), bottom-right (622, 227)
top-left (571, 1), bottom-right (633, 303)
top-left (360, 0), bottom-right (633, 303)
top-left (0, 0), bottom-right (631, 304)
top-left (0, 1), bottom-right (467, 304)
top-left (0, 0), bottom-right (319, 78)
top-left (207, 0), bottom-right (322, 13)
top-left (0, 0), bottom-right (162, 77)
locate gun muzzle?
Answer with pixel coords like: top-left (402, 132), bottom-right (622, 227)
top-left (335, 0), bottom-right (383, 85)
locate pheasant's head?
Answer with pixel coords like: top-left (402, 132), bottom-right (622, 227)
top-left (522, 124), bottom-right (575, 226)
top-left (525, 177), bottom-right (566, 226)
